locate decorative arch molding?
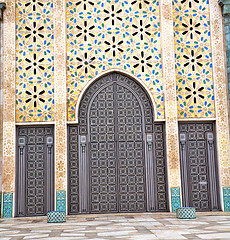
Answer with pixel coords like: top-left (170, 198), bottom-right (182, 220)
top-left (74, 69), bottom-right (158, 124)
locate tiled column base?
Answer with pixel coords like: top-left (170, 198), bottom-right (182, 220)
top-left (223, 187), bottom-right (230, 212)
top-left (56, 191), bottom-right (66, 213)
top-left (171, 187), bottom-right (181, 213)
top-left (0, 193), bottom-right (2, 218)
top-left (3, 193), bottom-right (13, 218)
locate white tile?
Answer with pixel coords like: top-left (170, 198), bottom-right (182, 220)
top-left (24, 234), bottom-right (49, 239)
top-left (0, 231), bottom-right (20, 235)
top-left (127, 234), bottom-right (158, 240)
top-left (60, 233), bottom-right (85, 237)
top-left (152, 230), bottom-right (187, 239)
top-left (197, 233), bottom-right (230, 239)
top-left (98, 230), bottom-right (137, 237)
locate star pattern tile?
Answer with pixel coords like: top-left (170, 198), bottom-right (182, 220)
top-left (173, 0), bottom-right (215, 118)
top-left (66, 0), bottom-right (164, 121)
top-left (16, 0), bottom-right (54, 122)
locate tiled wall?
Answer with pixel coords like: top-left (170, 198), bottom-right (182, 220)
top-left (171, 187), bottom-right (181, 213)
top-left (173, 0), bottom-right (215, 118)
top-left (15, 0), bottom-right (54, 122)
top-left (0, 0), bottom-right (229, 216)
top-left (66, 0), bottom-right (164, 121)
top-left (53, 0), bottom-right (67, 193)
top-left (223, 187), bottom-right (230, 212)
top-left (0, 8), bottom-right (3, 207)
top-left (160, 0), bottom-right (181, 190)
top-left (56, 191), bottom-right (66, 213)
top-left (3, 193), bottom-right (13, 218)
top-left (209, 0), bottom-right (230, 188)
top-left (2, 0), bottom-right (16, 195)
top-left (223, 15), bottom-right (230, 108)
top-left (0, 193), bottom-right (2, 217)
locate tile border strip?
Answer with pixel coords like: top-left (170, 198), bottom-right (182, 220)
top-left (3, 192), bottom-right (13, 219)
top-left (0, 192), bottom-right (2, 218)
top-left (223, 187), bottom-right (230, 212)
top-left (171, 187), bottom-right (181, 213)
top-left (56, 190), bottom-right (66, 213)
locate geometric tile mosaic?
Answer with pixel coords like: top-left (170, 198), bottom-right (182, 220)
top-left (56, 191), bottom-right (66, 213)
top-left (176, 207), bottom-right (196, 219)
top-left (0, 193), bottom-right (2, 218)
top-left (66, 0), bottom-right (164, 121)
top-left (173, 0), bottom-right (215, 118)
top-left (47, 211), bottom-right (66, 223)
top-left (3, 193), bottom-right (13, 219)
top-left (223, 187), bottom-right (230, 212)
top-left (16, 0), bottom-right (54, 122)
top-left (171, 187), bottom-right (181, 213)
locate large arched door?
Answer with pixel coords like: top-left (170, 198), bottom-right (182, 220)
top-left (68, 73), bottom-right (168, 214)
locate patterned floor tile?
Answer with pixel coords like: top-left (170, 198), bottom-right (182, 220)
top-left (0, 213), bottom-right (230, 239)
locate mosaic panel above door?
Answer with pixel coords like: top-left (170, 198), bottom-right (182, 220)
top-left (173, 0), bottom-right (215, 118)
top-left (14, 0), bottom-right (217, 122)
top-left (16, 0), bottom-right (54, 122)
top-left (66, 0), bottom-right (164, 121)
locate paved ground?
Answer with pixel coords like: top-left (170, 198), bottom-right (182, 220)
top-left (0, 213), bottom-right (230, 239)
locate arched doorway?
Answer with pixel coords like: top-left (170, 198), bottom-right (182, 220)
top-left (68, 73), bottom-right (168, 214)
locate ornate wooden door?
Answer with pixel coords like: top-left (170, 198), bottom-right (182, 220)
top-left (68, 73), bottom-right (168, 214)
top-left (16, 126), bottom-right (54, 217)
top-left (179, 122), bottom-right (220, 211)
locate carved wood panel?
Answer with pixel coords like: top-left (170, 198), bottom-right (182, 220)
top-left (179, 122), bottom-right (220, 211)
top-left (68, 126), bottom-right (79, 214)
top-left (68, 73), bottom-right (169, 214)
top-left (116, 84), bottom-right (146, 212)
top-left (89, 84), bottom-right (118, 213)
top-left (16, 126), bottom-right (54, 217)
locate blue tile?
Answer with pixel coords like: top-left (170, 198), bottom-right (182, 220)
top-left (0, 193), bottom-right (2, 218)
top-left (56, 191), bottom-right (66, 213)
top-left (223, 187), bottom-right (230, 212)
top-left (3, 193), bottom-right (13, 219)
top-left (171, 187), bottom-right (180, 196)
top-left (171, 187), bottom-right (181, 213)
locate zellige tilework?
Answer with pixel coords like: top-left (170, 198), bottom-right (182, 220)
top-left (0, 193), bottom-right (2, 218)
top-left (56, 190), bottom-right (66, 213)
top-left (53, 0), bottom-right (67, 193)
top-left (3, 193), bottom-right (13, 219)
top-left (176, 207), bottom-right (196, 219)
top-left (2, 0), bottom-right (16, 194)
top-left (161, 0), bottom-right (181, 189)
top-left (0, 0), bottom-right (230, 215)
top-left (173, 0), bottom-right (215, 118)
top-left (47, 211), bottom-right (66, 223)
top-left (171, 187), bottom-right (181, 213)
top-left (16, 0), bottom-right (54, 122)
top-left (66, 0), bottom-right (164, 121)
top-left (223, 187), bottom-right (230, 212)
top-left (209, 0), bottom-right (230, 188)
